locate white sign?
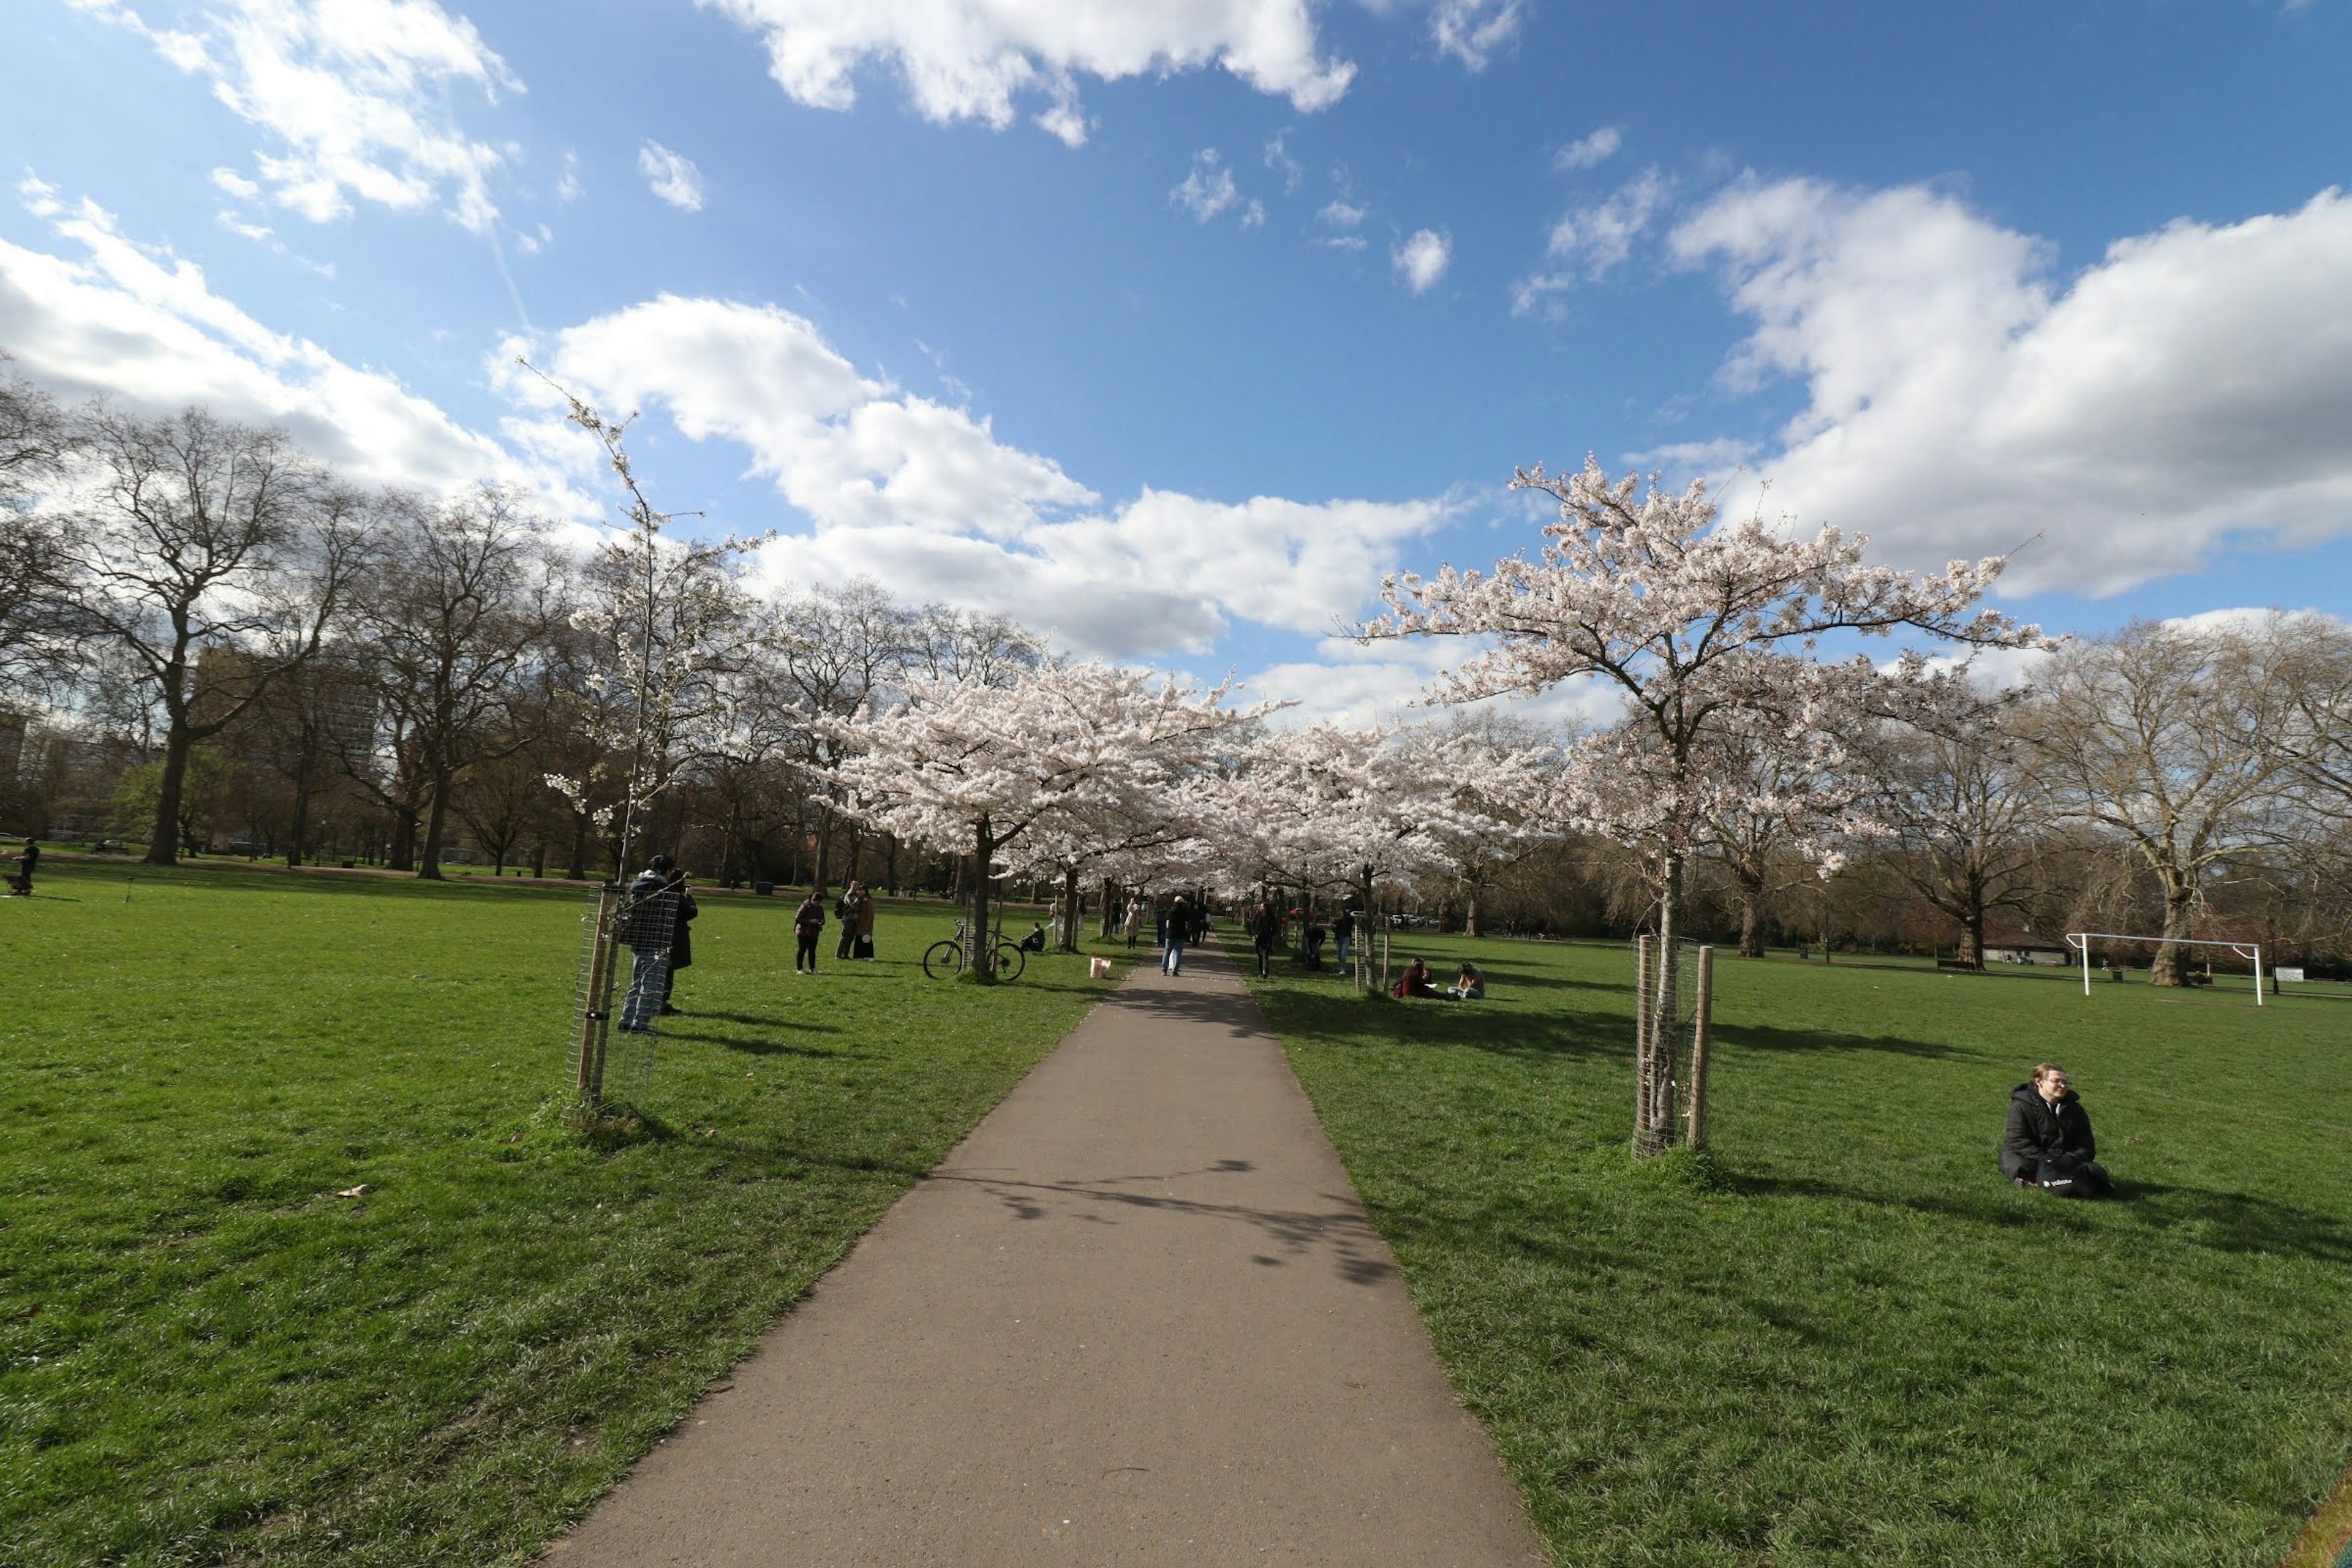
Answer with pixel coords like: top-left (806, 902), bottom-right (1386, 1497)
top-left (2275, 967), bottom-right (2305, 983)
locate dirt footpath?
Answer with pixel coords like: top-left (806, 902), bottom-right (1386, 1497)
top-left (546, 940), bottom-right (1544, 1567)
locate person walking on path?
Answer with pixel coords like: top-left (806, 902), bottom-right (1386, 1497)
top-left (7, 837), bottom-right (36, 897)
top-left (793, 890), bottom-right (826, 974)
top-left (1251, 900), bottom-right (1280, 978)
top-left (1162, 895), bottom-right (1189, 976)
top-left (1123, 895), bottom-right (1142, 948)
top-left (615, 857), bottom-right (680, 1033)
top-left (657, 865), bottom-right (698, 1016)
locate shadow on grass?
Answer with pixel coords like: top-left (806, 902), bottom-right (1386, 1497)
top-left (661, 1028), bottom-right (843, 1060)
top-left (1733, 1169), bottom-right (2352, 1265)
top-left (1712, 1020), bottom-right (1973, 1061)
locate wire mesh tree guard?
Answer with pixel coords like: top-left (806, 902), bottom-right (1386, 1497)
top-left (1633, 935), bottom-right (1716, 1156)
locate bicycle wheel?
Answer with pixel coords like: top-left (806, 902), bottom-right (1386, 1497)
top-left (922, 940), bottom-right (964, 979)
top-left (993, 941), bottom-right (1026, 981)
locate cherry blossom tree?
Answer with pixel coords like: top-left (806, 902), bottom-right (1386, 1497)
top-left (1363, 458), bottom-right (2038, 1150)
top-left (828, 660), bottom-right (1265, 981)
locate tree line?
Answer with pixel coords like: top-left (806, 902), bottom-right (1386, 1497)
top-left (6, 367), bottom-right (2350, 981)
top-left (0, 364), bottom-right (1037, 892)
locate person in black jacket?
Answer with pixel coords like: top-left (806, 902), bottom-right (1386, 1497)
top-left (1251, 900), bottom-right (1280, 978)
top-left (614, 858), bottom-right (680, 1033)
top-left (793, 891), bottom-right (825, 974)
top-left (657, 865), bottom-right (698, 1016)
top-left (2001, 1063), bottom-right (2112, 1197)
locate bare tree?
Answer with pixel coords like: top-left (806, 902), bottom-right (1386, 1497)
top-left (352, 486), bottom-right (564, 878)
top-left (1866, 671), bottom-right (2052, 968)
top-left (60, 409), bottom-right (368, 865)
top-left (2029, 621), bottom-right (2287, 984)
top-left (0, 355), bottom-right (81, 688)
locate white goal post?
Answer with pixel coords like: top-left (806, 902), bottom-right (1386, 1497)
top-left (2063, 931), bottom-right (2264, 1005)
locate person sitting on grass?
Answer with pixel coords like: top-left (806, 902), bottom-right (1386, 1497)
top-left (1447, 961), bottom-right (1484, 1000)
top-left (2000, 1063), bottom-right (2113, 1198)
top-left (1392, 957), bottom-right (1440, 998)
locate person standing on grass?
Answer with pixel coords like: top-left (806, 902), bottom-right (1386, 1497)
top-left (1251, 899), bottom-right (1280, 978)
top-left (793, 889), bottom-right (826, 974)
top-left (854, 880), bottom-right (877, 960)
top-left (1333, 907), bottom-right (1355, 968)
top-left (834, 881), bottom-right (864, 962)
top-left (615, 858), bottom-right (680, 1033)
top-left (2000, 1063), bottom-right (2112, 1197)
top-left (9, 837), bottom-right (37, 896)
top-left (657, 863), bottom-right (698, 1016)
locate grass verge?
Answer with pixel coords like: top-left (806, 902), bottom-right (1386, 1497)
top-left (1246, 935), bottom-right (2352, 1566)
top-left (1, 859), bottom-right (1123, 1567)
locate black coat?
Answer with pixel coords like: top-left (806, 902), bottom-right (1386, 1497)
top-left (1252, 909), bottom-right (1279, 948)
top-left (2002, 1084), bottom-right (2095, 1180)
top-left (669, 884), bottom-right (698, 968)
top-left (615, 873), bottom-right (678, 952)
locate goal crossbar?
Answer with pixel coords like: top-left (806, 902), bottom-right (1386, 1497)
top-left (2063, 931), bottom-right (2264, 1005)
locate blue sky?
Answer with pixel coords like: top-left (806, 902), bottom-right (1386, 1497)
top-left (4, 0), bottom-right (2349, 724)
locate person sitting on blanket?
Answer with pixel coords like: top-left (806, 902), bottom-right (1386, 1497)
top-left (2000, 1063), bottom-right (2113, 1198)
top-left (1447, 962), bottom-right (1485, 1001)
top-left (1392, 957), bottom-right (1441, 998)
top-left (1019, 921), bottom-right (1049, 953)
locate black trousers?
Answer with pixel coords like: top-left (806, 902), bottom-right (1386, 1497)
top-left (796, 932), bottom-right (819, 971)
top-left (1254, 942), bottom-right (1273, 977)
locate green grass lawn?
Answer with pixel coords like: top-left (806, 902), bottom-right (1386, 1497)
top-left (1246, 935), bottom-right (2352, 1567)
top-left (0, 859), bottom-right (1121, 1567)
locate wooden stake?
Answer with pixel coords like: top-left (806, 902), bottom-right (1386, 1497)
top-left (1635, 935), bottom-right (1652, 1148)
top-left (576, 883), bottom-right (620, 1099)
top-left (1687, 944), bottom-right (1714, 1150)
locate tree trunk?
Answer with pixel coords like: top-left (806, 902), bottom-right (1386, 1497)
top-left (1957, 903), bottom-right (1986, 970)
top-left (1637, 854), bottom-right (1685, 1158)
top-left (1058, 866), bottom-right (1082, 952)
top-left (532, 842), bottom-right (548, 878)
top-left (1464, 881), bottom-right (1482, 940)
top-left (1099, 878), bottom-right (1118, 939)
top-left (2151, 881), bottom-right (2197, 986)
top-left (417, 768), bottom-right (454, 879)
top-left (967, 817), bottom-right (996, 984)
top-left (567, 814), bottom-right (590, 880)
top-left (145, 725), bottom-right (194, 866)
top-left (287, 756), bottom-right (314, 870)
top-left (1736, 881), bottom-right (1764, 959)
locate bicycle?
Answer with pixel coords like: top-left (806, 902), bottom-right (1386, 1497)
top-left (922, 918), bottom-right (1027, 981)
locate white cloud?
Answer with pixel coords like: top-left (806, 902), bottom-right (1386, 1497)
top-left (1171, 149), bottom-right (1238, 223)
top-left (1429, 0), bottom-right (1525, 71)
top-left (0, 187), bottom-right (564, 503)
top-left (1555, 125), bottom-right (1623, 170)
top-left (1241, 199), bottom-right (1267, 230)
top-left (554, 151), bottom-right (582, 203)
top-left (698, 0), bottom-right (1355, 140)
top-left (1393, 228), bottom-right (1452, 293)
top-left (1670, 179), bottom-right (2352, 595)
top-left (75, 0), bottom-right (523, 232)
top-left (518, 293), bottom-right (1450, 656)
top-left (1512, 165), bottom-right (1672, 314)
top-left (1317, 198), bottom-right (1367, 230)
top-left (211, 166), bottom-right (262, 200)
top-left (217, 211), bottom-right (274, 241)
top-left (637, 141), bottom-right (705, 211)
top-left (1265, 130), bottom-right (1304, 192)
